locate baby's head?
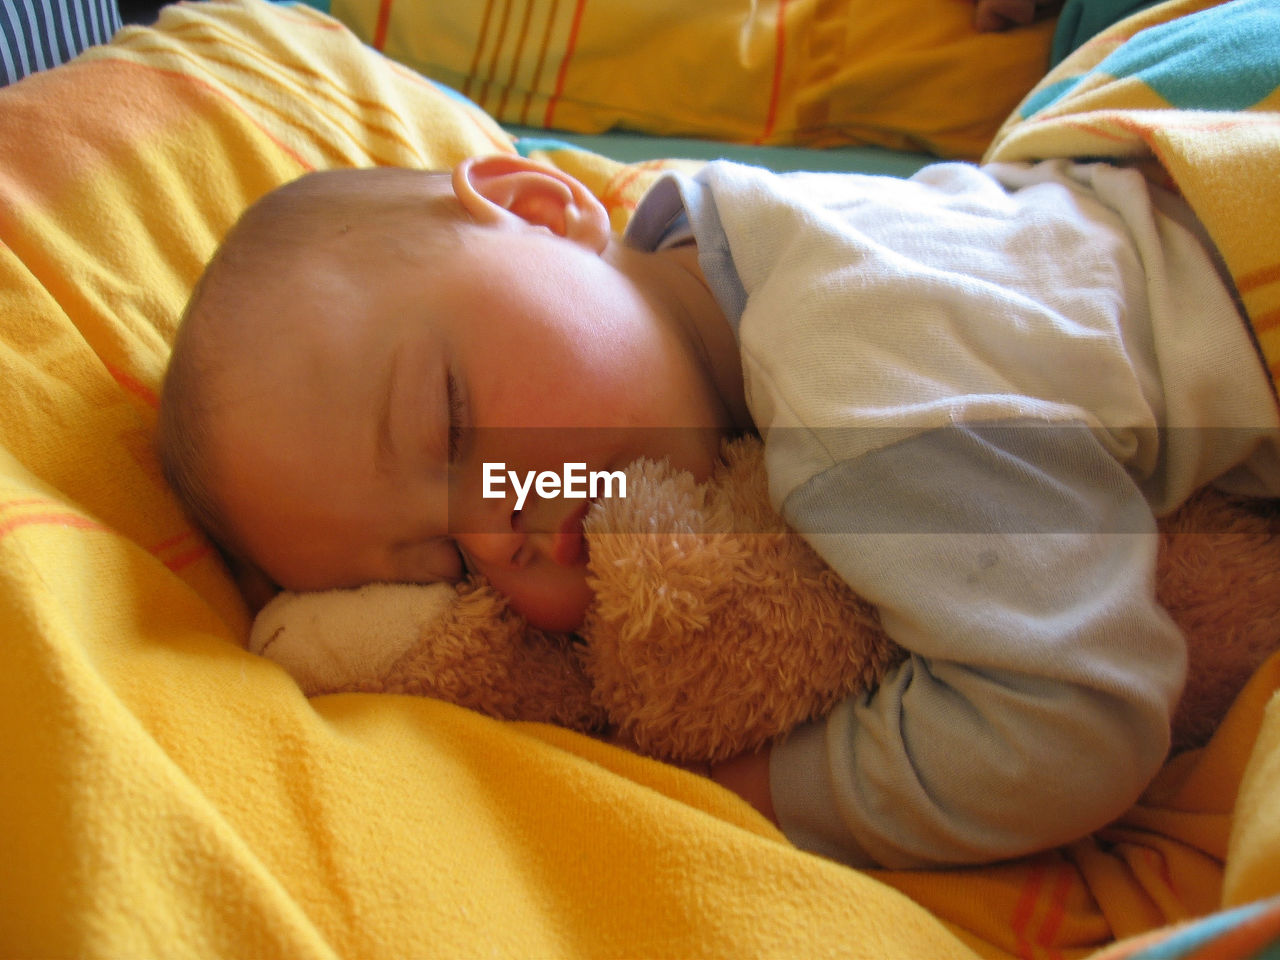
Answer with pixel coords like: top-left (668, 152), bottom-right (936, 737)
top-left (159, 156), bottom-right (740, 631)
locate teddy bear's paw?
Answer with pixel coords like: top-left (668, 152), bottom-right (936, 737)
top-left (381, 579), bottom-right (606, 732)
top-left (249, 582), bottom-right (457, 696)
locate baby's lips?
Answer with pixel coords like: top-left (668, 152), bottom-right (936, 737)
top-left (551, 501), bottom-right (592, 567)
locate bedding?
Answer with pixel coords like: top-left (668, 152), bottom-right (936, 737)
top-left (0, 0), bottom-right (1278, 956)
top-left (318, 0), bottom-right (1058, 159)
top-left (987, 0), bottom-right (1280, 393)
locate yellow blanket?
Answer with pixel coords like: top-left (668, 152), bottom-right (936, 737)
top-left (981, 0), bottom-right (1280, 930)
top-left (986, 0), bottom-right (1280, 390)
top-left (0, 2), bottom-right (970, 955)
top-left (1, 0), bottom-right (1277, 956)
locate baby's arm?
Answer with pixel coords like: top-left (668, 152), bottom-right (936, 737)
top-left (766, 423), bottom-right (1183, 869)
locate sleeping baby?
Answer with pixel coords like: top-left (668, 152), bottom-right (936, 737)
top-left (157, 152), bottom-right (1280, 870)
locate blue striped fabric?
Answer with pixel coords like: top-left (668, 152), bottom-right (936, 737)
top-left (1, 0), bottom-right (122, 85)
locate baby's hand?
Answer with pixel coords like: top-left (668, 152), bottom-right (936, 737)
top-left (972, 0), bottom-right (1061, 32)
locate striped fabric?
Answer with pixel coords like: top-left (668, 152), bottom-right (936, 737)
top-left (1091, 895), bottom-right (1280, 960)
top-left (0, 0), bottom-right (121, 84)
top-left (986, 0), bottom-right (1280, 391)
top-left (320, 0), bottom-right (1060, 159)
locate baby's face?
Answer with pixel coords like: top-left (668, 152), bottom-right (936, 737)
top-left (212, 170), bottom-right (729, 632)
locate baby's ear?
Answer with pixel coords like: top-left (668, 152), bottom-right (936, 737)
top-left (452, 154), bottom-right (610, 252)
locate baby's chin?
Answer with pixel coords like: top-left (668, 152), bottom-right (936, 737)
top-left (504, 567), bottom-right (594, 634)
top-left (514, 599), bottom-right (591, 634)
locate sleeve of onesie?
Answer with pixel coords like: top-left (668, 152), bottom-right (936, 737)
top-left (768, 421), bottom-right (1186, 869)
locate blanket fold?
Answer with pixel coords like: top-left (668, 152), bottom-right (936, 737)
top-left (0, 2), bottom-right (975, 956)
top-left (1, 0), bottom-right (1278, 956)
top-left (987, 0), bottom-right (1280, 392)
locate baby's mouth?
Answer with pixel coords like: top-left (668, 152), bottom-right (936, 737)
top-left (551, 501), bottom-right (592, 567)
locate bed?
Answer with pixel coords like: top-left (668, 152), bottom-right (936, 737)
top-left (1, 0), bottom-right (1278, 955)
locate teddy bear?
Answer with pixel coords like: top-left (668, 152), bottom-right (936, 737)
top-left (249, 435), bottom-right (1280, 763)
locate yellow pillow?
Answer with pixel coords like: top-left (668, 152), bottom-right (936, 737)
top-left (327, 0), bottom-right (1056, 159)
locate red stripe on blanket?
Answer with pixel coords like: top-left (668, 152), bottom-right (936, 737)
top-left (105, 362), bottom-right (159, 409)
top-left (140, 27), bottom-right (424, 168)
top-left (1012, 861), bottom-right (1048, 960)
top-left (542, 0), bottom-right (587, 129)
top-left (754, 0), bottom-right (789, 145)
top-left (0, 499), bottom-right (61, 511)
top-left (164, 543), bottom-right (214, 572)
top-left (150, 529), bottom-right (195, 554)
top-left (101, 59), bottom-right (315, 172)
top-left (150, 528), bottom-right (215, 571)
top-left (0, 511), bottom-right (109, 540)
top-left (1237, 262), bottom-right (1280, 296)
top-left (1033, 863), bottom-right (1074, 960)
top-left (0, 503), bottom-right (214, 571)
top-left (380, 60), bottom-right (514, 154)
top-left (1251, 306), bottom-right (1280, 335)
top-left (598, 160), bottom-right (663, 214)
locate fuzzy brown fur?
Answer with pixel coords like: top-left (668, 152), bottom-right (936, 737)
top-left (262, 436), bottom-right (1280, 763)
top-left (580, 439), bottom-right (899, 762)
top-left (356, 581), bottom-right (605, 733)
top-left (1157, 492), bottom-right (1280, 750)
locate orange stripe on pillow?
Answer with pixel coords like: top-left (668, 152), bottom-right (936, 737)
top-left (372, 0), bottom-right (394, 51)
top-left (520, 0), bottom-right (559, 126)
top-left (542, 0), bottom-right (587, 129)
top-left (464, 0), bottom-right (499, 100)
top-left (755, 0), bottom-right (789, 145)
top-left (495, 0), bottom-right (537, 120)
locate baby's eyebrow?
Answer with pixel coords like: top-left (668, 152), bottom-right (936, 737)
top-left (375, 344), bottom-right (403, 477)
